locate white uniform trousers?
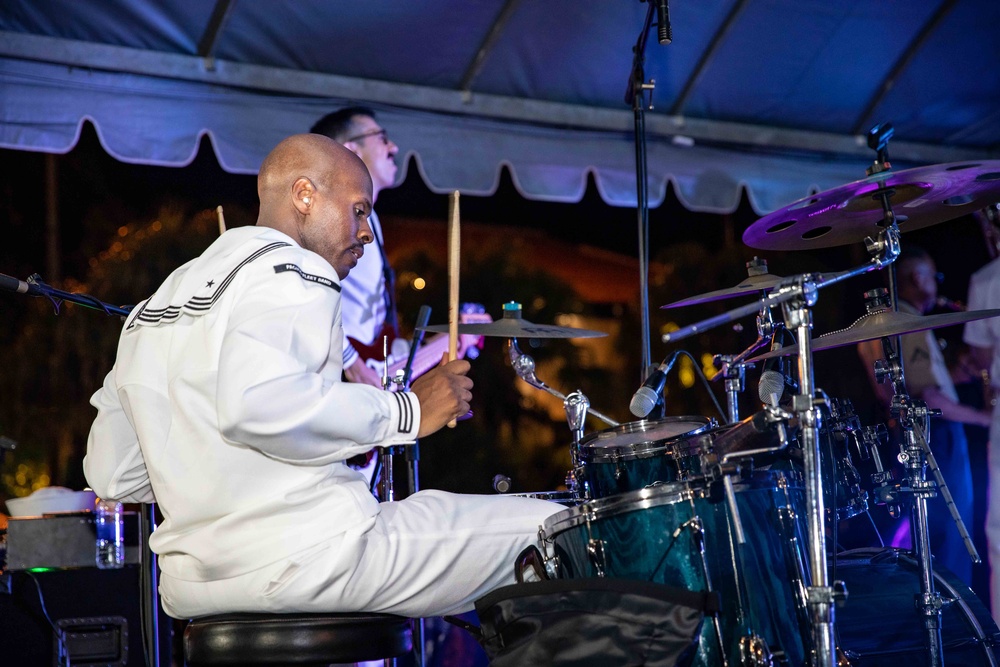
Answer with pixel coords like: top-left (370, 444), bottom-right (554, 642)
top-left (159, 490), bottom-right (562, 619)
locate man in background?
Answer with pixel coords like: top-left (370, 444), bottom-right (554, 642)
top-left (964, 203), bottom-right (1000, 622)
top-left (311, 107), bottom-right (401, 388)
top-left (859, 246), bottom-right (990, 585)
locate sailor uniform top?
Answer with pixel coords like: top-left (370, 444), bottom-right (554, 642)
top-left (84, 226), bottom-right (419, 583)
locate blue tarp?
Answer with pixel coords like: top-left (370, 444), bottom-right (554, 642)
top-left (0, 0), bottom-right (997, 214)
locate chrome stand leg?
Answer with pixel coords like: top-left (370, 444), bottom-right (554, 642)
top-left (789, 302), bottom-right (836, 667)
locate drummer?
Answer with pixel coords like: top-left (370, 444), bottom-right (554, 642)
top-left (858, 246), bottom-right (990, 584)
top-left (83, 134), bottom-right (562, 620)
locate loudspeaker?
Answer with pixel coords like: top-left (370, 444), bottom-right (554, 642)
top-left (0, 566), bottom-right (171, 666)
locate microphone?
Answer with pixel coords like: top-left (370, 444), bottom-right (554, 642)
top-left (630, 352), bottom-right (677, 418)
top-left (655, 0), bottom-right (672, 45)
top-left (758, 367), bottom-right (786, 407)
top-left (757, 334), bottom-right (797, 406)
top-left (492, 474), bottom-right (512, 494)
top-left (0, 273), bottom-right (42, 296)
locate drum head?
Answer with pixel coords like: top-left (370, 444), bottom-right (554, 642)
top-left (580, 416), bottom-right (713, 461)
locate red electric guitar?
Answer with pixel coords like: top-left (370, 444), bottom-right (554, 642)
top-left (348, 303), bottom-right (491, 384)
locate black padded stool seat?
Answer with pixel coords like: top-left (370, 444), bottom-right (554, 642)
top-left (183, 611), bottom-right (413, 666)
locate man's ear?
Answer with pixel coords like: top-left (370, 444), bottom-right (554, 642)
top-left (292, 177), bottom-right (315, 214)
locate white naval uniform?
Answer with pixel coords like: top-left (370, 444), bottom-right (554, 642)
top-left (964, 255), bottom-right (1000, 624)
top-left (84, 226), bottom-right (559, 619)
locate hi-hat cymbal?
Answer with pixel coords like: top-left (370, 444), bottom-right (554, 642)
top-left (748, 308), bottom-right (1000, 362)
top-left (419, 317), bottom-right (606, 339)
top-left (743, 161), bottom-right (1000, 251)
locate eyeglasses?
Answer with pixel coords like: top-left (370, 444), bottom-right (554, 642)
top-left (344, 128), bottom-right (390, 145)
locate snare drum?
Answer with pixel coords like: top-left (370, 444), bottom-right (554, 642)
top-left (578, 416), bottom-right (715, 498)
top-left (540, 471), bottom-right (808, 667)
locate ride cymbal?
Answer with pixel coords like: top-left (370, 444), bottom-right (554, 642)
top-left (743, 161), bottom-right (1000, 251)
top-left (748, 308), bottom-right (1000, 362)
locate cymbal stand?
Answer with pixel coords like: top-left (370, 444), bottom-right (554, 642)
top-left (869, 334), bottom-right (981, 667)
top-left (711, 303), bottom-right (781, 423)
top-left (893, 395), bottom-right (946, 667)
top-left (663, 225), bottom-right (900, 667)
top-left (769, 275), bottom-right (840, 667)
top-left (507, 338), bottom-right (618, 497)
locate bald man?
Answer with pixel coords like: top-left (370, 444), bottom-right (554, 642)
top-left (84, 134), bottom-right (559, 619)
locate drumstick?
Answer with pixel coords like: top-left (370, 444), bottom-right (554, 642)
top-left (216, 205), bottom-right (226, 235)
top-left (447, 191), bottom-right (460, 428)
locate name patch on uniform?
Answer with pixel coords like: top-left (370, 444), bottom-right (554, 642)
top-left (274, 264), bottom-right (340, 292)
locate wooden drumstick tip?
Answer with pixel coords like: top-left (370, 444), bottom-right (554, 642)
top-left (216, 205), bottom-right (226, 236)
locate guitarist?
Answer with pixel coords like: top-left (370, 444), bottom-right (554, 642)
top-left (312, 108), bottom-right (484, 495)
top-left (311, 106), bottom-right (402, 388)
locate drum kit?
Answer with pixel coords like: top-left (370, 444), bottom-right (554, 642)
top-left (425, 136), bottom-right (1000, 666)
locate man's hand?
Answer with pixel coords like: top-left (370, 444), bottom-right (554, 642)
top-left (344, 357), bottom-right (383, 387)
top-left (411, 357), bottom-right (473, 438)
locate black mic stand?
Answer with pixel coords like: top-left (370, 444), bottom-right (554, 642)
top-left (0, 272), bottom-right (132, 317)
top-left (399, 305), bottom-right (431, 667)
top-left (624, 1), bottom-right (664, 382)
top-left (402, 306), bottom-right (432, 499)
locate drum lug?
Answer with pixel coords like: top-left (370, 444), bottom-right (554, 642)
top-left (832, 579), bottom-right (848, 607)
top-left (587, 538), bottom-right (607, 577)
top-left (566, 466), bottom-right (590, 500)
top-left (537, 526), bottom-right (562, 579)
top-left (738, 633), bottom-right (773, 667)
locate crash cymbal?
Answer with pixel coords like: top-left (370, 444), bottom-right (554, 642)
top-left (743, 161), bottom-right (1000, 251)
top-left (748, 308), bottom-right (1000, 362)
top-left (419, 302), bottom-right (607, 339)
top-left (662, 268), bottom-right (849, 309)
top-left (662, 272), bottom-right (785, 309)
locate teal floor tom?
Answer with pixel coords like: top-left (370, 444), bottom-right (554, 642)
top-left (540, 471), bottom-right (809, 667)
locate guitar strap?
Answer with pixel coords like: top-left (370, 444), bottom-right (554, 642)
top-left (371, 212), bottom-right (399, 336)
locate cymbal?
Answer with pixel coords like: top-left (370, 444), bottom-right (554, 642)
top-left (743, 161), bottom-right (1000, 251)
top-left (748, 308), bottom-right (1000, 362)
top-left (662, 269), bottom-right (851, 309)
top-left (419, 317), bottom-right (607, 339)
top-left (662, 272), bottom-right (785, 308)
